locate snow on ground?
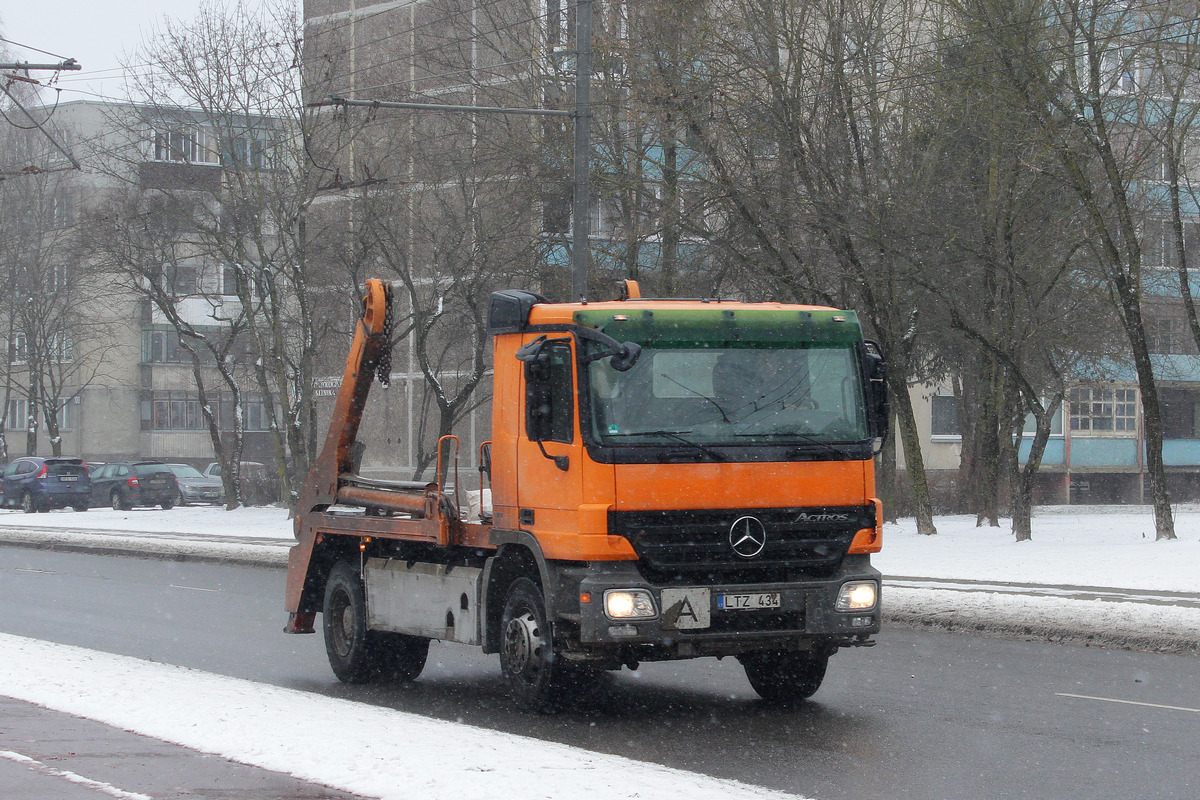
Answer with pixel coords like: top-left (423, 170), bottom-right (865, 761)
top-left (0, 633), bottom-right (803, 800)
top-left (4, 502), bottom-right (1199, 592)
top-left (0, 504), bottom-right (292, 538)
top-left (876, 504), bottom-right (1200, 592)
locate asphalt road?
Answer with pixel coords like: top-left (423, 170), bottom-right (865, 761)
top-left (1, 547), bottom-right (1197, 800)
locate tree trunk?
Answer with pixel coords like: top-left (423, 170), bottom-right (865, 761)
top-left (1115, 275), bottom-right (1176, 540)
top-left (890, 372), bottom-right (937, 535)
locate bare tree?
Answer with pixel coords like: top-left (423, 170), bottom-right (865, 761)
top-left (960, 0), bottom-right (1180, 539)
top-left (638, 0), bottom-right (944, 533)
top-left (0, 114), bottom-right (120, 459)
top-left (105, 0), bottom-right (350, 504)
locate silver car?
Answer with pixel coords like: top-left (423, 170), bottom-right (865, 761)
top-left (166, 463), bottom-right (226, 505)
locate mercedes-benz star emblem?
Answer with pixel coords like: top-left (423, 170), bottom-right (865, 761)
top-left (729, 515), bottom-right (767, 558)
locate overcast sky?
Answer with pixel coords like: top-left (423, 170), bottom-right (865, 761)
top-left (1, 1), bottom-right (265, 101)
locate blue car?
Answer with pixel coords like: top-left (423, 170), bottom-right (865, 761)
top-left (0, 457), bottom-right (91, 512)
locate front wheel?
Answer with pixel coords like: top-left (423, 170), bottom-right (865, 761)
top-left (499, 577), bottom-right (601, 711)
top-left (738, 649), bottom-right (829, 703)
top-left (322, 561), bottom-right (428, 684)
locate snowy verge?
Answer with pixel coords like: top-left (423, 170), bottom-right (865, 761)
top-left (0, 633), bottom-right (805, 800)
top-left (0, 526), bottom-right (288, 567)
top-left (885, 586), bottom-right (1200, 655)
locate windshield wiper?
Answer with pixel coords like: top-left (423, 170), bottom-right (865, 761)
top-left (734, 430), bottom-right (861, 458)
top-left (608, 429), bottom-right (727, 461)
top-left (655, 374), bottom-right (731, 422)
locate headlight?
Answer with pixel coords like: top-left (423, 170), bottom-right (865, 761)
top-left (836, 581), bottom-right (878, 612)
top-left (603, 589), bottom-right (657, 620)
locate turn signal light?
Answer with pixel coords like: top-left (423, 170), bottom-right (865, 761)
top-left (847, 527), bottom-right (882, 554)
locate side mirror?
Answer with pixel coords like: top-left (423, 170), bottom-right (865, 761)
top-left (861, 341), bottom-right (889, 441)
top-left (609, 341), bottom-right (642, 371)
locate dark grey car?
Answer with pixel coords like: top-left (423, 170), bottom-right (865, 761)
top-left (90, 461), bottom-right (179, 510)
top-left (166, 463), bottom-right (225, 505)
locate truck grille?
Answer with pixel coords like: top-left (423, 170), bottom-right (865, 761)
top-left (609, 506), bottom-right (873, 583)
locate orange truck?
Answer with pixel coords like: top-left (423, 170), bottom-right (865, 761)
top-left (285, 279), bottom-right (888, 709)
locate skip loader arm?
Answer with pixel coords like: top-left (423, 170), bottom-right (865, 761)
top-left (296, 279), bottom-right (391, 514)
top-left (286, 279), bottom-right (390, 633)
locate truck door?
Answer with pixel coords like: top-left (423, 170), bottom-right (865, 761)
top-left (516, 337), bottom-right (583, 547)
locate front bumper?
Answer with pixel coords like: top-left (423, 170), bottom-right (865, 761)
top-left (552, 556), bottom-right (881, 660)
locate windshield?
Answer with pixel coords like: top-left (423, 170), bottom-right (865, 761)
top-left (167, 465), bottom-right (205, 479)
top-left (588, 345), bottom-right (868, 446)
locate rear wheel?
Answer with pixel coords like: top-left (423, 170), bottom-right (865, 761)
top-left (20, 491), bottom-right (38, 514)
top-left (322, 561), bottom-right (429, 683)
top-left (738, 649), bottom-right (829, 703)
top-left (110, 489), bottom-right (131, 511)
top-left (499, 577), bottom-right (601, 711)
top-left (161, 497), bottom-right (175, 510)
top-left (73, 504), bottom-right (88, 512)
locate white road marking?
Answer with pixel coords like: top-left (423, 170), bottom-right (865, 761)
top-left (168, 584), bottom-right (219, 592)
top-left (0, 749), bottom-right (155, 800)
top-left (14, 568), bottom-right (55, 574)
top-left (1056, 693), bottom-right (1200, 714)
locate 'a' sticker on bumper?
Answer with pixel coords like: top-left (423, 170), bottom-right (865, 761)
top-left (660, 587), bottom-right (711, 629)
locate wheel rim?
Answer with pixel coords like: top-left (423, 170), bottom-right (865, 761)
top-left (503, 609), bottom-right (543, 681)
top-left (328, 588), bottom-right (355, 658)
top-left (21, 493), bottom-right (32, 512)
top-left (111, 491), bottom-right (120, 510)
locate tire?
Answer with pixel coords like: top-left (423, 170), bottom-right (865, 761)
top-left (73, 504), bottom-right (88, 512)
top-left (21, 491), bottom-right (38, 514)
top-left (161, 497), bottom-right (175, 510)
top-left (738, 649), bottom-right (829, 703)
top-left (174, 491), bottom-right (188, 507)
top-left (499, 577), bottom-right (601, 711)
top-left (110, 489), bottom-right (131, 511)
top-left (322, 561), bottom-right (429, 684)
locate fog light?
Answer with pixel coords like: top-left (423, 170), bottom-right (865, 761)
top-left (608, 624), bottom-right (638, 637)
top-left (850, 615), bottom-right (874, 628)
top-left (836, 581), bottom-right (878, 612)
top-left (604, 589), bottom-right (657, 620)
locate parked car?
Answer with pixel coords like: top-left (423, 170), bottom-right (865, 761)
top-left (90, 461), bottom-right (180, 510)
top-left (165, 463), bottom-right (225, 505)
top-left (0, 457), bottom-right (91, 512)
top-left (203, 461), bottom-right (280, 506)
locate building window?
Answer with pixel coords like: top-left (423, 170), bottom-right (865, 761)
top-left (227, 136), bottom-right (271, 169)
top-left (930, 394), bottom-right (961, 438)
top-left (1161, 388), bottom-right (1200, 439)
top-left (152, 127), bottom-right (217, 164)
top-left (1069, 386), bottom-right (1138, 433)
top-left (143, 329), bottom-right (189, 363)
top-left (6, 398), bottom-right (27, 430)
top-left (10, 334), bottom-right (27, 364)
top-left (164, 263), bottom-right (199, 295)
top-left (1147, 316), bottom-right (1184, 354)
top-left (140, 391), bottom-right (268, 431)
top-left (221, 265), bottom-right (242, 296)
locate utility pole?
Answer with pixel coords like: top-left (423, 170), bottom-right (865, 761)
top-left (571, 0), bottom-right (594, 302)
top-left (0, 59), bottom-right (83, 174)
